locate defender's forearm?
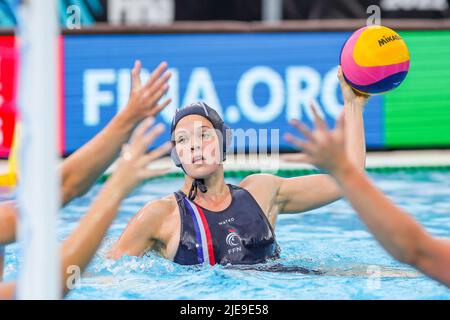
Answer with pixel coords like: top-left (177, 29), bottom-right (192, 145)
top-left (60, 177), bottom-right (125, 296)
top-left (60, 112), bottom-right (136, 205)
top-left (334, 163), bottom-right (426, 264)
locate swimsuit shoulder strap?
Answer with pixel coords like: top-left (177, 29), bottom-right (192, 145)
top-left (174, 189), bottom-right (185, 200)
top-left (174, 190), bottom-right (188, 216)
top-left (227, 183), bottom-right (242, 191)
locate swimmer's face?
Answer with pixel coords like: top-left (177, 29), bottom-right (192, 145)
top-left (173, 115), bottom-right (222, 178)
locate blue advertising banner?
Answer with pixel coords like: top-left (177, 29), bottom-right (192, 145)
top-left (63, 32), bottom-right (383, 155)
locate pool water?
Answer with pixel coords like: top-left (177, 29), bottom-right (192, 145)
top-left (3, 171), bottom-right (450, 299)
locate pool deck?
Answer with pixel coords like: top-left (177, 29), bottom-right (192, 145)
top-left (114, 149), bottom-right (450, 174)
top-left (1, 149), bottom-right (450, 176)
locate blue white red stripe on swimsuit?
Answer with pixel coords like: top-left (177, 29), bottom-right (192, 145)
top-left (183, 198), bottom-right (216, 265)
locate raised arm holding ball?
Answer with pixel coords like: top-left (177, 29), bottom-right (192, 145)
top-left (108, 66), bottom-right (369, 266)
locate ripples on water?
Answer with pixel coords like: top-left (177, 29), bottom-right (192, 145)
top-left (3, 172), bottom-right (450, 299)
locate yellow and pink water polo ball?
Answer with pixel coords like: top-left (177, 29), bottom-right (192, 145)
top-left (340, 25), bottom-right (410, 95)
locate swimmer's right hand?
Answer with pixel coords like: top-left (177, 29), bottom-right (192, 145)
top-left (338, 65), bottom-right (369, 107)
top-left (108, 117), bottom-right (172, 195)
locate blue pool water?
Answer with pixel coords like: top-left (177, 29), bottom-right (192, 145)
top-left (3, 171), bottom-right (450, 299)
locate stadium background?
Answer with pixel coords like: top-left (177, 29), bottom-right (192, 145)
top-left (0, 0), bottom-right (449, 156)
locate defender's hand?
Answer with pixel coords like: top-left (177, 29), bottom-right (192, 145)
top-left (283, 104), bottom-right (350, 175)
top-left (122, 60), bottom-right (172, 125)
top-left (111, 117), bottom-right (172, 195)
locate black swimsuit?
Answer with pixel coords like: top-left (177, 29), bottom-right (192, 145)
top-left (173, 184), bottom-right (281, 265)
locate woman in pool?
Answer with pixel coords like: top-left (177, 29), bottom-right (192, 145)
top-left (0, 60), bottom-right (171, 281)
top-left (108, 67), bottom-right (369, 265)
top-left (284, 105), bottom-right (450, 287)
top-left (0, 117), bottom-right (171, 299)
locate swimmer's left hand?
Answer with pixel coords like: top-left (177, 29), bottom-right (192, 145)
top-left (282, 104), bottom-right (351, 175)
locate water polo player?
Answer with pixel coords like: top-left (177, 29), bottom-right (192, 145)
top-left (109, 67), bottom-right (369, 266)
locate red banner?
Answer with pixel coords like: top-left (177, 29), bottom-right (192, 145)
top-left (0, 35), bottom-right (18, 158)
